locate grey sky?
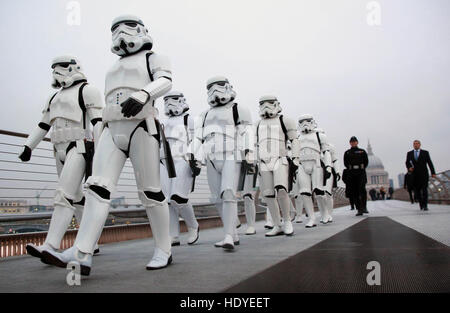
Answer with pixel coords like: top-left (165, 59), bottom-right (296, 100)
top-left (1, 0), bottom-right (449, 187)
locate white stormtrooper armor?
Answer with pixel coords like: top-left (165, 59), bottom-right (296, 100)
top-left (295, 115), bottom-right (332, 227)
top-left (315, 130), bottom-right (340, 223)
top-left (189, 76), bottom-right (253, 250)
top-left (19, 56), bottom-right (104, 260)
top-left (160, 91), bottom-right (199, 246)
top-left (42, 15), bottom-right (173, 274)
top-left (241, 169), bottom-right (258, 235)
top-left (256, 96), bottom-right (300, 237)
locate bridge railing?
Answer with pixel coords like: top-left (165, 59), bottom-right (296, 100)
top-left (393, 170), bottom-right (450, 204)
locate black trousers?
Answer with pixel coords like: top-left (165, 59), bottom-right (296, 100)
top-left (407, 188), bottom-right (414, 204)
top-left (414, 185), bottom-right (428, 209)
top-left (347, 171), bottom-right (367, 212)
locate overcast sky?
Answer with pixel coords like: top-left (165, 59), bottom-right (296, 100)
top-left (0, 0), bottom-right (449, 187)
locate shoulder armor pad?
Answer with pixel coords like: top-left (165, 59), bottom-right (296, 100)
top-left (237, 104), bottom-right (252, 125)
top-left (281, 116), bottom-right (297, 131)
top-left (82, 84), bottom-right (104, 109)
top-left (148, 53), bottom-right (171, 76)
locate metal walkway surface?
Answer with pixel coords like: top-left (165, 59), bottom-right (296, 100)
top-left (0, 200), bottom-right (449, 293)
top-left (226, 217), bottom-right (450, 293)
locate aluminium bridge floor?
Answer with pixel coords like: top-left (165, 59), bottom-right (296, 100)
top-left (0, 200), bottom-right (449, 293)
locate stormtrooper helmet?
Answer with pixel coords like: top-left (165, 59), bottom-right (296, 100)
top-left (111, 15), bottom-right (153, 56)
top-left (259, 95), bottom-right (282, 118)
top-left (298, 114), bottom-right (316, 133)
top-left (206, 76), bottom-right (236, 107)
top-left (163, 91), bottom-right (189, 116)
top-left (51, 56), bottom-right (86, 89)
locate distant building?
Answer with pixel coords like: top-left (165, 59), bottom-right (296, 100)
top-left (365, 141), bottom-right (390, 192)
top-left (398, 173), bottom-right (405, 188)
top-left (111, 196), bottom-right (125, 208)
top-left (0, 200), bottom-right (28, 214)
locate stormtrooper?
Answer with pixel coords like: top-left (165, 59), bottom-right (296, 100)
top-left (296, 114), bottom-right (332, 228)
top-left (190, 76), bottom-right (253, 250)
top-left (312, 127), bottom-right (334, 224)
top-left (316, 128), bottom-right (341, 223)
top-left (255, 96), bottom-right (300, 237)
top-left (161, 91), bottom-right (199, 246)
top-left (42, 15), bottom-right (173, 275)
top-left (19, 56), bottom-right (103, 261)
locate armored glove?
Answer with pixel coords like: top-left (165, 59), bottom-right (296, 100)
top-left (121, 90), bottom-right (149, 118)
top-left (324, 166), bottom-right (332, 180)
top-left (243, 149), bottom-right (256, 174)
top-left (18, 145), bottom-right (32, 162)
top-left (188, 153), bottom-right (201, 177)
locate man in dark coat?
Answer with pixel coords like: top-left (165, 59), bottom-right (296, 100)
top-left (405, 140), bottom-right (436, 211)
top-left (343, 136), bottom-right (369, 216)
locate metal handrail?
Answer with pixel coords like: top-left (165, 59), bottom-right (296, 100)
top-left (0, 130), bottom-right (51, 142)
top-left (0, 128), bottom-right (213, 206)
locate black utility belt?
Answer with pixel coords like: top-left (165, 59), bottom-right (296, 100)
top-left (350, 165), bottom-right (365, 169)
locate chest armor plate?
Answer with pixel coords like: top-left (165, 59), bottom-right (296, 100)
top-left (105, 50), bottom-right (151, 95)
top-left (257, 117), bottom-right (287, 160)
top-left (49, 86), bottom-right (83, 123)
top-left (202, 104), bottom-right (237, 154)
top-left (298, 132), bottom-right (321, 161)
top-left (103, 51), bottom-right (156, 121)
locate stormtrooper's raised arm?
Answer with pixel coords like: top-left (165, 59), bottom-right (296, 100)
top-left (19, 96), bottom-right (54, 161)
top-left (83, 84), bottom-right (105, 148)
top-left (143, 53), bottom-right (172, 101)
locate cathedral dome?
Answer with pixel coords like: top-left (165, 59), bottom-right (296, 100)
top-left (367, 141), bottom-right (384, 169)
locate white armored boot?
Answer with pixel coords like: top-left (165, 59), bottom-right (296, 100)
top-left (44, 245), bottom-right (93, 276)
top-left (178, 202), bottom-right (199, 245)
top-left (303, 195), bottom-right (317, 228)
top-left (244, 195), bottom-right (256, 235)
top-left (294, 196), bottom-right (303, 223)
top-left (264, 207), bottom-right (274, 229)
top-left (220, 200), bottom-right (238, 250)
top-left (29, 195), bottom-right (76, 259)
top-left (145, 201), bottom-right (172, 270)
top-left (214, 201), bottom-right (239, 248)
top-left (26, 203), bottom-right (74, 259)
top-left (265, 197), bottom-right (284, 237)
top-left (169, 203), bottom-right (181, 246)
top-left (73, 203), bottom-right (100, 254)
top-left (277, 190), bottom-right (294, 236)
top-left (25, 243), bottom-right (55, 260)
top-left (327, 196), bottom-right (334, 223)
top-left (317, 195), bottom-right (332, 224)
top-left (317, 196), bottom-right (328, 224)
top-left (41, 189), bottom-right (110, 275)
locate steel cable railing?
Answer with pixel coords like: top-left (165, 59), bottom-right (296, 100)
top-left (0, 129), bottom-right (213, 208)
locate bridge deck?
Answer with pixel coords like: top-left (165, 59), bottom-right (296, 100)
top-left (0, 200), bottom-right (449, 293)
